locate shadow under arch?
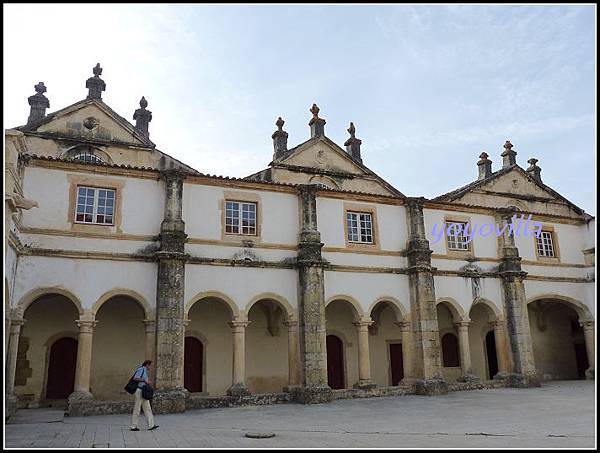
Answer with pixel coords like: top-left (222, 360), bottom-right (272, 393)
top-left (185, 291), bottom-right (240, 319)
top-left (436, 297), bottom-right (467, 322)
top-left (367, 297), bottom-right (409, 323)
top-left (15, 287), bottom-right (84, 320)
top-left (526, 294), bottom-right (593, 321)
top-left (92, 288), bottom-right (153, 319)
top-left (245, 293), bottom-right (296, 322)
top-left (325, 295), bottom-right (365, 321)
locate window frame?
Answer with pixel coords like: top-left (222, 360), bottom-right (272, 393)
top-left (343, 203), bottom-right (380, 251)
top-left (221, 191), bottom-right (262, 243)
top-left (224, 200), bottom-right (258, 236)
top-left (443, 215), bottom-right (475, 258)
top-left (74, 186), bottom-right (116, 226)
top-left (67, 175), bottom-right (123, 233)
top-left (346, 211), bottom-right (374, 244)
top-left (533, 225), bottom-right (561, 262)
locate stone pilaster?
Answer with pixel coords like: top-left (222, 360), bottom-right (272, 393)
top-left (5, 318), bottom-right (24, 418)
top-left (405, 197), bottom-right (447, 395)
top-left (294, 184), bottom-right (332, 404)
top-left (143, 319), bottom-right (157, 380)
top-left (455, 321), bottom-right (478, 382)
top-left (395, 320), bottom-right (414, 384)
top-left (353, 317), bottom-right (376, 389)
top-left (283, 319), bottom-right (301, 390)
top-left (490, 319), bottom-right (511, 378)
top-left (580, 320), bottom-right (595, 380)
top-left (153, 169), bottom-right (188, 413)
top-left (227, 318), bottom-right (251, 396)
top-left (497, 209), bottom-right (539, 388)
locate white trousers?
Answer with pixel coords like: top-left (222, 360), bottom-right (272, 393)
top-left (131, 388), bottom-right (154, 429)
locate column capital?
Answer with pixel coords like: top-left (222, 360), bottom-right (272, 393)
top-left (76, 319), bottom-right (98, 333)
top-left (489, 319), bottom-right (506, 329)
top-left (283, 319), bottom-right (298, 328)
top-left (228, 319), bottom-right (250, 330)
top-left (143, 319), bottom-right (157, 332)
top-left (10, 318), bottom-right (26, 329)
top-left (394, 320), bottom-right (411, 331)
top-left (353, 317), bottom-right (374, 328)
top-left (453, 320), bottom-right (471, 330)
top-left (579, 319), bottom-right (595, 330)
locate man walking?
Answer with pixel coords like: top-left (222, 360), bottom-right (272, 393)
top-left (130, 360), bottom-right (159, 431)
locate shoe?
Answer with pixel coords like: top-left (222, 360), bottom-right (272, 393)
top-left (149, 425), bottom-right (159, 431)
top-left (130, 427), bottom-right (140, 431)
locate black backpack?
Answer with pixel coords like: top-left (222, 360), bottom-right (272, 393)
top-left (124, 371), bottom-right (139, 395)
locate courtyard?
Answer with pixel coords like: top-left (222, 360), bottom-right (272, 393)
top-left (4, 380), bottom-right (595, 448)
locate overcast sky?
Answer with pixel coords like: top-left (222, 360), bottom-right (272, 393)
top-left (3, 4), bottom-right (596, 214)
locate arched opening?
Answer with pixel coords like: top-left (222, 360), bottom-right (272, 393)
top-left (46, 337), bottom-right (78, 400)
top-left (528, 298), bottom-right (590, 381)
top-left (437, 302), bottom-right (461, 382)
top-left (468, 302), bottom-right (498, 380)
top-left (325, 299), bottom-right (361, 389)
top-left (92, 295), bottom-right (146, 400)
top-left (15, 293), bottom-right (80, 407)
top-left (485, 331), bottom-right (499, 379)
top-left (186, 296), bottom-right (234, 395)
top-left (246, 299), bottom-right (288, 393)
top-left (368, 300), bottom-right (405, 387)
top-left (327, 335), bottom-right (345, 389)
top-left (184, 337), bottom-right (204, 393)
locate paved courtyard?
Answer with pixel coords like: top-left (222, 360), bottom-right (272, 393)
top-left (5, 380), bottom-right (596, 448)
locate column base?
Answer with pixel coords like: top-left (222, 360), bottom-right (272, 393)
top-left (291, 385), bottom-right (333, 404)
top-left (152, 388), bottom-right (187, 414)
top-left (353, 380), bottom-right (377, 390)
top-left (504, 373), bottom-right (541, 388)
top-left (283, 384), bottom-right (301, 393)
top-left (415, 378), bottom-right (448, 396)
top-left (67, 391), bottom-right (94, 417)
top-left (5, 393), bottom-right (18, 420)
top-left (585, 368), bottom-right (595, 380)
top-left (227, 384), bottom-right (251, 397)
top-left (457, 374), bottom-right (480, 383)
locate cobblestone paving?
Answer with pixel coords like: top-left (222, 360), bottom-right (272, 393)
top-left (5, 380), bottom-right (595, 448)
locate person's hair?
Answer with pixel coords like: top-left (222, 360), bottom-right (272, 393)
top-left (142, 360), bottom-right (152, 367)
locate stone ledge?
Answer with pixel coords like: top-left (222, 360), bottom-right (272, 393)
top-left (447, 380), bottom-right (506, 392)
top-left (331, 385), bottom-right (415, 400)
top-left (186, 392), bottom-right (293, 410)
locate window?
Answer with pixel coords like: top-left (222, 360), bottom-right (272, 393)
top-left (441, 333), bottom-right (460, 367)
top-left (446, 222), bottom-right (470, 251)
top-left (71, 147), bottom-right (104, 163)
top-left (347, 211), bottom-right (373, 244)
top-left (536, 230), bottom-right (555, 258)
top-left (75, 186), bottom-right (115, 225)
top-left (225, 201), bottom-right (257, 235)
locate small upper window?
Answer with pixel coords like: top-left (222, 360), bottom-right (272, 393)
top-left (225, 201), bottom-right (257, 235)
top-left (446, 222), bottom-right (470, 251)
top-left (536, 231), bottom-right (555, 258)
top-left (75, 186), bottom-right (115, 225)
top-left (347, 211), bottom-right (373, 244)
top-left (73, 149), bottom-right (103, 163)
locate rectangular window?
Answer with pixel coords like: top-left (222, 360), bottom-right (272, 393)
top-left (75, 186), bottom-right (115, 225)
top-left (225, 201), bottom-right (257, 235)
top-left (347, 212), bottom-right (373, 244)
top-left (446, 222), bottom-right (470, 251)
top-left (536, 231), bottom-right (555, 257)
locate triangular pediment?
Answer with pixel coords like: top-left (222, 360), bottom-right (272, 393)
top-left (19, 99), bottom-right (154, 148)
top-left (436, 165), bottom-right (588, 219)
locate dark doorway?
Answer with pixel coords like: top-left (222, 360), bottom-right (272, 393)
top-left (184, 337), bottom-right (203, 392)
top-left (389, 343), bottom-right (404, 386)
top-left (441, 333), bottom-right (460, 367)
top-left (326, 335), bottom-right (345, 389)
top-left (485, 330), bottom-right (499, 379)
top-left (46, 337), bottom-right (77, 400)
top-left (574, 343), bottom-right (589, 380)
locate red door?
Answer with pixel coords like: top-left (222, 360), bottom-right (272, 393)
top-left (46, 337), bottom-right (78, 400)
top-left (326, 335), bottom-right (345, 389)
top-left (184, 337), bottom-right (203, 392)
top-left (389, 343), bottom-right (404, 386)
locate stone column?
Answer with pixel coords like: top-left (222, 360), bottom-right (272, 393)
top-left (143, 319), bottom-right (156, 381)
top-left (455, 321), bottom-right (477, 382)
top-left (283, 319), bottom-right (301, 390)
top-left (153, 169), bottom-right (188, 413)
top-left (295, 184), bottom-right (332, 404)
top-left (490, 319), bottom-right (511, 377)
top-left (228, 318), bottom-right (251, 396)
top-left (496, 209), bottom-right (539, 388)
top-left (580, 320), bottom-right (595, 380)
top-left (405, 198), bottom-right (447, 395)
top-left (395, 320), bottom-right (414, 384)
top-left (70, 315), bottom-right (98, 401)
top-left (353, 318), bottom-right (376, 389)
top-left (5, 318), bottom-right (24, 417)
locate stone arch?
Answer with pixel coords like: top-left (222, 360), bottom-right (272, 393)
top-left (326, 295), bottom-right (365, 321)
top-left (470, 297), bottom-right (502, 321)
top-left (436, 297), bottom-right (467, 322)
top-left (367, 297), bottom-right (409, 322)
top-left (185, 291), bottom-right (240, 319)
top-left (245, 293), bottom-right (296, 322)
top-left (526, 294), bottom-right (593, 321)
top-left (92, 289), bottom-right (152, 319)
top-left (15, 287), bottom-right (84, 320)
top-left (63, 145), bottom-right (113, 164)
top-left (309, 175), bottom-right (340, 190)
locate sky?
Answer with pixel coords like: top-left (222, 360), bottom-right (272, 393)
top-left (3, 4), bottom-right (596, 214)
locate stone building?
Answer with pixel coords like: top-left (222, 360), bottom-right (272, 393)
top-left (4, 65), bottom-right (596, 417)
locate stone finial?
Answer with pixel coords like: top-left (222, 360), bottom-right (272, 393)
top-left (501, 140), bottom-right (517, 168)
top-left (86, 63), bottom-right (106, 100)
top-left (272, 116), bottom-right (289, 160)
top-left (308, 103), bottom-right (326, 138)
top-left (133, 96), bottom-right (152, 139)
top-left (477, 151), bottom-right (492, 180)
top-left (526, 157), bottom-right (542, 183)
top-left (27, 82), bottom-right (50, 125)
top-left (344, 122), bottom-right (363, 163)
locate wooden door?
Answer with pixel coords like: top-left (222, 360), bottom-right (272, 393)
top-left (184, 337), bottom-right (203, 392)
top-left (326, 335), bottom-right (345, 389)
top-left (46, 337), bottom-right (77, 400)
top-left (389, 343), bottom-right (404, 386)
